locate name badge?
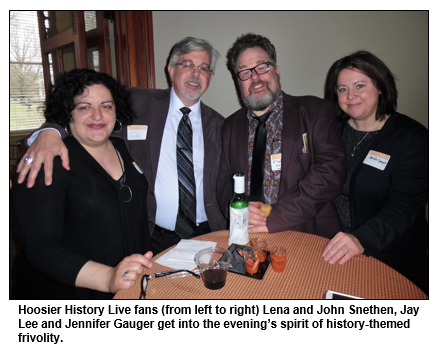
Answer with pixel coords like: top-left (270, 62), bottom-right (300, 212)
top-left (363, 150), bottom-right (390, 170)
top-left (128, 125), bottom-right (148, 140)
top-left (271, 153), bottom-right (281, 171)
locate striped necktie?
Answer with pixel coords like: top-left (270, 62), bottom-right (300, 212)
top-left (175, 107), bottom-right (197, 238)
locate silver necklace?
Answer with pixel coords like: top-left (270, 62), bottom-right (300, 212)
top-left (351, 125), bottom-right (374, 157)
top-left (113, 144), bottom-right (132, 202)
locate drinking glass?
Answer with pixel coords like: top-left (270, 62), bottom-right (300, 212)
top-left (270, 245), bottom-right (287, 272)
top-left (243, 246), bottom-right (260, 274)
top-left (194, 247), bottom-right (233, 290)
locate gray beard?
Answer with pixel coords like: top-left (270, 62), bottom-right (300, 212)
top-left (181, 89), bottom-right (201, 101)
top-left (242, 82), bottom-right (281, 111)
top-left (180, 77), bottom-right (202, 101)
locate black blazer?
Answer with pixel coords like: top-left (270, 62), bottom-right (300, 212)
top-left (339, 112), bottom-right (429, 291)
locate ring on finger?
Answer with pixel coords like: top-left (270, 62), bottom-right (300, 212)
top-left (24, 156), bottom-right (34, 164)
top-left (123, 271), bottom-right (130, 281)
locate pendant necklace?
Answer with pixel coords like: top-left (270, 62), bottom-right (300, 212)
top-left (113, 144), bottom-right (132, 202)
top-left (351, 124), bottom-right (374, 157)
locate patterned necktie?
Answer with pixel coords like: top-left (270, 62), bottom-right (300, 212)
top-left (175, 107), bottom-right (197, 238)
top-left (250, 110), bottom-right (272, 202)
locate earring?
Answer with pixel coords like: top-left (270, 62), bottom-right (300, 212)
top-left (113, 119), bottom-right (122, 133)
top-left (65, 125), bottom-right (72, 136)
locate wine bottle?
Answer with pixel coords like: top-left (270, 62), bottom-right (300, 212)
top-left (229, 172), bottom-right (249, 245)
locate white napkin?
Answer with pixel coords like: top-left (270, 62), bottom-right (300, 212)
top-left (155, 239), bottom-right (216, 270)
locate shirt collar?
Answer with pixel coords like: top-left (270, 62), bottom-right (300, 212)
top-left (170, 87), bottom-right (202, 119)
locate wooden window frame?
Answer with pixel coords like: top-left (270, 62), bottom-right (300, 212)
top-left (114, 11), bottom-right (155, 88)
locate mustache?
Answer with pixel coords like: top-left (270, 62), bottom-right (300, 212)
top-left (249, 81), bottom-right (269, 92)
top-left (185, 77), bottom-right (202, 86)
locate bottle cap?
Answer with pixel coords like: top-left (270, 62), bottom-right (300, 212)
top-left (233, 173), bottom-right (245, 194)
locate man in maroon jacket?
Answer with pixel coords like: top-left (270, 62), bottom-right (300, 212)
top-left (216, 33), bottom-right (346, 238)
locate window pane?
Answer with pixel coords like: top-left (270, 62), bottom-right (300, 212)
top-left (87, 47), bottom-right (100, 71)
top-left (10, 11), bottom-right (45, 131)
top-left (62, 45), bottom-right (76, 73)
top-left (84, 11), bottom-right (97, 32)
top-left (42, 11), bottom-right (72, 39)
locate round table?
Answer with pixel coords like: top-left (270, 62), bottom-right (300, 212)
top-left (115, 230), bottom-right (427, 299)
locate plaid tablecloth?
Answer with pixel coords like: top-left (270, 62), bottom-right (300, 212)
top-left (115, 230), bottom-right (427, 299)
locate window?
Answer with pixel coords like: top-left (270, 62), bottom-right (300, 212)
top-left (10, 11), bottom-right (45, 132)
top-left (10, 11), bottom-right (156, 134)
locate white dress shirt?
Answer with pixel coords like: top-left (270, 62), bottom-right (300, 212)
top-left (154, 88), bottom-right (206, 230)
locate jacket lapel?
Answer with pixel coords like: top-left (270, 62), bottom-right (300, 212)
top-left (280, 92), bottom-right (298, 188)
top-left (238, 108), bottom-right (250, 176)
top-left (149, 89), bottom-right (170, 179)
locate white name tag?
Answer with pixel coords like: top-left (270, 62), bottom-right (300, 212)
top-left (271, 153), bottom-right (281, 171)
top-left (127, 125), bottom-right (148, 140)
top-left (363, 150), bottom-right (390, 170)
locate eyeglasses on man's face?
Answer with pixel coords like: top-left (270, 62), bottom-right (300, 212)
top-left (176, 61), bottom-right (212, 75)
top-left (236, 62), bottom-right (272, 81)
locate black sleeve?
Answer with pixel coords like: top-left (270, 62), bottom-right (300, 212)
top-left (12, 159), bottom-right (89, 286)
top-left (352, 130), bottom-right (429, 254)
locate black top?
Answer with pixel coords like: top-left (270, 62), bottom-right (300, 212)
top-left (334, 123), bottom-right (379, 232)
top-left (12, 136), bottom-right (151, 299)
top-left (337, 112), bottom-right (428, 292)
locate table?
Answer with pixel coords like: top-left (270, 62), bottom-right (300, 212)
top-left (115, 230), bottom-right (427, 299)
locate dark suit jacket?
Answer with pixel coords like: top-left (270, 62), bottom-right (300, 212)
top-left (339, 112), bottom-right (429, 290)
top-left (217, 92), bottom-right (346, 238)
top-left (29, 87), bottom-right (227, 235)
top-left (120, 87), bottom-right (226, 235)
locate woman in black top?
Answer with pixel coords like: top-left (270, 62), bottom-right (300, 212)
top-left (322, 51), bottom-right (428, 293)
top-left (12, 69), bottom-right (153, 299)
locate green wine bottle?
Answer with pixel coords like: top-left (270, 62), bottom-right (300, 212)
top-left (229, 172), bottom-right (249, 245)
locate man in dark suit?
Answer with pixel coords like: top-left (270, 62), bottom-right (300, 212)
top-left (17, 37), bottom-right (226, 254)
top-left (217, 33), bottom-right (346, 238)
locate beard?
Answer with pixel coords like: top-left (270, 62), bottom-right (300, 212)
top-left (242, 80), bottom-right (281, 111)
top-left (180, 76), bottom-right (203, 101)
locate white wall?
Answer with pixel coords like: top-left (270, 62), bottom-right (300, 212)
top-left (152, 11), bottom-right (428, 127)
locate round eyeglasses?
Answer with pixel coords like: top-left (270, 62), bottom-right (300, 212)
top-left (236, 62), bottom-right (272, 81)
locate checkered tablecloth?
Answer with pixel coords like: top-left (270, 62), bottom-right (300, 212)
top-left (114, 230), bottom-right (427, 299)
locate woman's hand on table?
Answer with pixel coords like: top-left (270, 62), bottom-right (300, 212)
top-left (107, 251), bottom-right (154, 293)
top-left (76, 251), bottom-right (154, 294)
top-left (322, 232), bottom-right (364, 265)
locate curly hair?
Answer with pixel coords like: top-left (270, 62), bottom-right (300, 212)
top-left (44, 68), bottom-right (135, 129)
top-left (226, 33), bottom-right (277, 72)
top-left (324, 50), bottom-right (398, 122)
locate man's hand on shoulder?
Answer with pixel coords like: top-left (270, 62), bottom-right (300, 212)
top-left (17, 129), bottom-right (70, 188)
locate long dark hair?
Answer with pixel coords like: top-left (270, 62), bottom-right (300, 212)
top-left (324, 50), bottom-right (398, 121)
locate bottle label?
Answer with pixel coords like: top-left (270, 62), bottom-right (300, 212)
top-left (229, 207), bottom-right (249, 245)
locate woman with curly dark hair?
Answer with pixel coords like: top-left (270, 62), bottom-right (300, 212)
top-left (12, 69), bottom-right (153, 299)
